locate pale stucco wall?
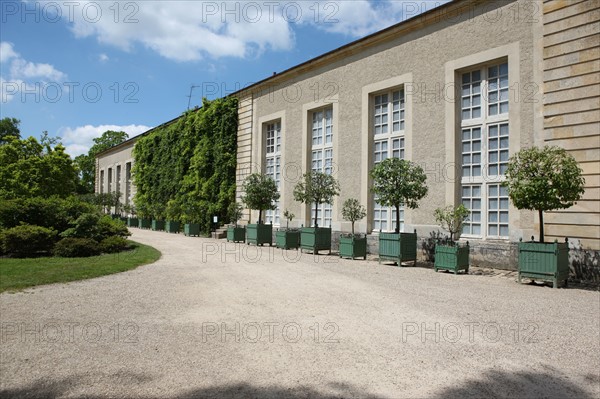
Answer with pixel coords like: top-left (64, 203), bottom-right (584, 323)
top-left (239, 0), bottom-right (542, 246)
top-left (96, 140), bottom-right (137, 213)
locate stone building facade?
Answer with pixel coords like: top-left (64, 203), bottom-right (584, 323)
top-left (97, 0), bottom-right (599, 271)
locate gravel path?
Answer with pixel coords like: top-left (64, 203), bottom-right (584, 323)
top-left (1, 229), bottom-right (599, 398)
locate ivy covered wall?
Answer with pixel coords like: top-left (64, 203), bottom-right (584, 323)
top-left (132, 97), bottom-right (238, 235)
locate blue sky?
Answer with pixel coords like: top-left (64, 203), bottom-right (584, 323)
top-left (1, 0), bottom-right (447, 157)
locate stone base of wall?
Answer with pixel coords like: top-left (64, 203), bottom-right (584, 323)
top-left (327, 231), bottom-right (599, 284)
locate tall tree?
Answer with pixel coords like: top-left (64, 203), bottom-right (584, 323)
top-left (75, 130), bottom-right (129, 193)
top-left (0, 117), bottom-right (21, 144)
top-left (0, 136), bottom-right (78, 199)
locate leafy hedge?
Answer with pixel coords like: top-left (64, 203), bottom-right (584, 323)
top-left (0, 225), bottom-right (57, 258)
top-left (133, 97), bottom-right (238, 234)
top-left (0, 196), bottom-right (96, 231)
top-left (54, 237), bottom-right (101, 258)
top-left (0, 196), bottom-right (131, 258)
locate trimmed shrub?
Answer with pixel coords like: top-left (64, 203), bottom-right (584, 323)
top-left (97, 215), bottom-right (130, 240)
top-left (61, 214), bottom-right (130, 242)
top-left (0, 196), bottom-right (96, 231)
top-left (0, 225), bottom-right (57, 257)
top-left (54, 237), bottom-right (100, 258)
top-left (100, 236), bottom-right (130, 253)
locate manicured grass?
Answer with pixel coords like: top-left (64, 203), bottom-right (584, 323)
top-left (0, 241), bottom-right (161, 293)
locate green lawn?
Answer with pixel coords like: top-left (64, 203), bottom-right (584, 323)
top-left (0, 241), bottom-right (161, 293)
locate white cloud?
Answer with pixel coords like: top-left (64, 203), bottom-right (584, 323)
top-left (0, 41), bottom-right (67, 103)
top-left (42, 1), bottom-right (445, 62)
top-left (60, 124), bottom-right (151, 157)
top-left (10, 58), bottom-right (67, 81)
top-left (98, 53), bottom-right (109, 63)
top-left (0, 42), bottom-right (19, 63)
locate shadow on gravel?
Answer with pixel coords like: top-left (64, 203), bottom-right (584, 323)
top-left (430, 369), bottom-right (597, 399)
top-left (0, 379), bottom-right (389, 399)
top-left (1, 369), bottom-right (597, 398)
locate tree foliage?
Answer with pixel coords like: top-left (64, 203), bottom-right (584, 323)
top-left (293, 171), bottom-right (340, 227)
top-left (504, 146), bottom-right (585, 242)
top-left (370, 158), bottom-right (428, 233)
top-left (241, 173), bottom-right (279, 224)
top-left (227, 201), bottom-right (244, 225)
top-left (75, 130), bottom-right (128, 194)
top-left (0, 117), bottom-right (21, 144)
top-left (0, 136), bottom-right (78, 199)
top-left (434, 204), bottom-right (470, 243)
top-left (133, 97), bottom-right (238, 234)
top-left (341, 198), bottom-right (367, 236)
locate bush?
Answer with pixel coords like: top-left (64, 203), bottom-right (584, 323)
top-left (0, 196), bottom-right (96, 231)
top-left (61, 214), bottom-right (130, 242)
top-left (54, 237), bottom-right (100, 258)
top-left (0, 225), bottom-right (57, 257)
top-left (97, 215), bottom-right (130, 240)
top-left (100, 236), bottom-right (130, 253)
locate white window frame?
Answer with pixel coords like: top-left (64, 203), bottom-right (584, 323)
top-left (265, 121), bottom-right (281, 225)
top-left (311, 108), bottom-right (333, 227)
top-left (372, 88), bottom-right (405, 233)
top-left (460, 61), bottom-right (510, 239)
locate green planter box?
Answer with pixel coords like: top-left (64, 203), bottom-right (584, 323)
top-left (339, 235), bottom-right (367, 260)
top-left (138, 218), bottom-right (152, 229)
top-left (246, 223), bottom-right (273, 246)
top-left (276, 230), bottom-right (300, 250)
top-left (434, 243), bottom-right (469, 274)
top-left (127, 217), bottom-right (138, 227)
top-left (227, 226), bottom-right (246, 242)
top-left (518, 240), bottom-right (569, 288)
top-left (165, 221), bottom-right (180, 233)
top-left (300, 227), bottom-right (332, 255)
top-left (151, 220), bottom-right (165, 231)
top-left (119, 216), bottom-right (128, 223)
top-left (184, 223), bottom-right (200, 237)
top-left (378, 230), bottom-right (417, 266)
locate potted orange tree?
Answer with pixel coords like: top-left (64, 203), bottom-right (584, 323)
top-left (371, 158), bottom-right (428, 266)
top-left (242, 173), bottom-right (279, 246)
top-left (293, 171), bottom-right (340, 255)
top-left (339, 198), bottom-right (367, 260)
top-left (226, 201), bottom-right (245, 243)
top-left (433, 204), bottom-right (470, 274)
top-left (275, 210), bottom-right (300, 250)
top-left (165, 200), bottom-right (181, 234)
top-left (182, 202), bottom-right (201, 237)
top-left (136, 203), bottom-right (152, 229)
top-left (151, 205), bottom-right (165, 232)
top-left (123, 204), bottom-right (138, 228)
top-left (504, 146), bottom-right (585, 288)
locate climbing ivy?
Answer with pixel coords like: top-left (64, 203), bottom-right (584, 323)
top-left (133, 97), bottom-right (238, 234)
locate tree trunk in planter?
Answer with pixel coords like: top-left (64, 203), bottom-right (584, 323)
top-left (152, 220), bottom-right (165, 231)
top-left (518, 239), bottom-right (569, 288)
top-left (246, 224), bottom-right (273, 246)
top-left (165, 221), bottom-right (180, 233)
top-left (434, 242), bottom-right (469, 274)
top-left (184, 223), bottom-right (200, 237)
top-left (276, 230), bottom-right (300, 250)
top-left (339, 235), bottom-right (367, 260)
top-left (139, 218), bottom-right (152, 229)
top-left (378, 230), bottom-right (417, 266)
top-left (300, 227), bottom-right (332, 255)
top-left (227, 226), bottom-right (246, 243)
top-left (127, 217), bottom-right (138, 227)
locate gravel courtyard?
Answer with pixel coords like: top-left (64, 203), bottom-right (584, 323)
top-left (1, 229), bottom-right (599, 398)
